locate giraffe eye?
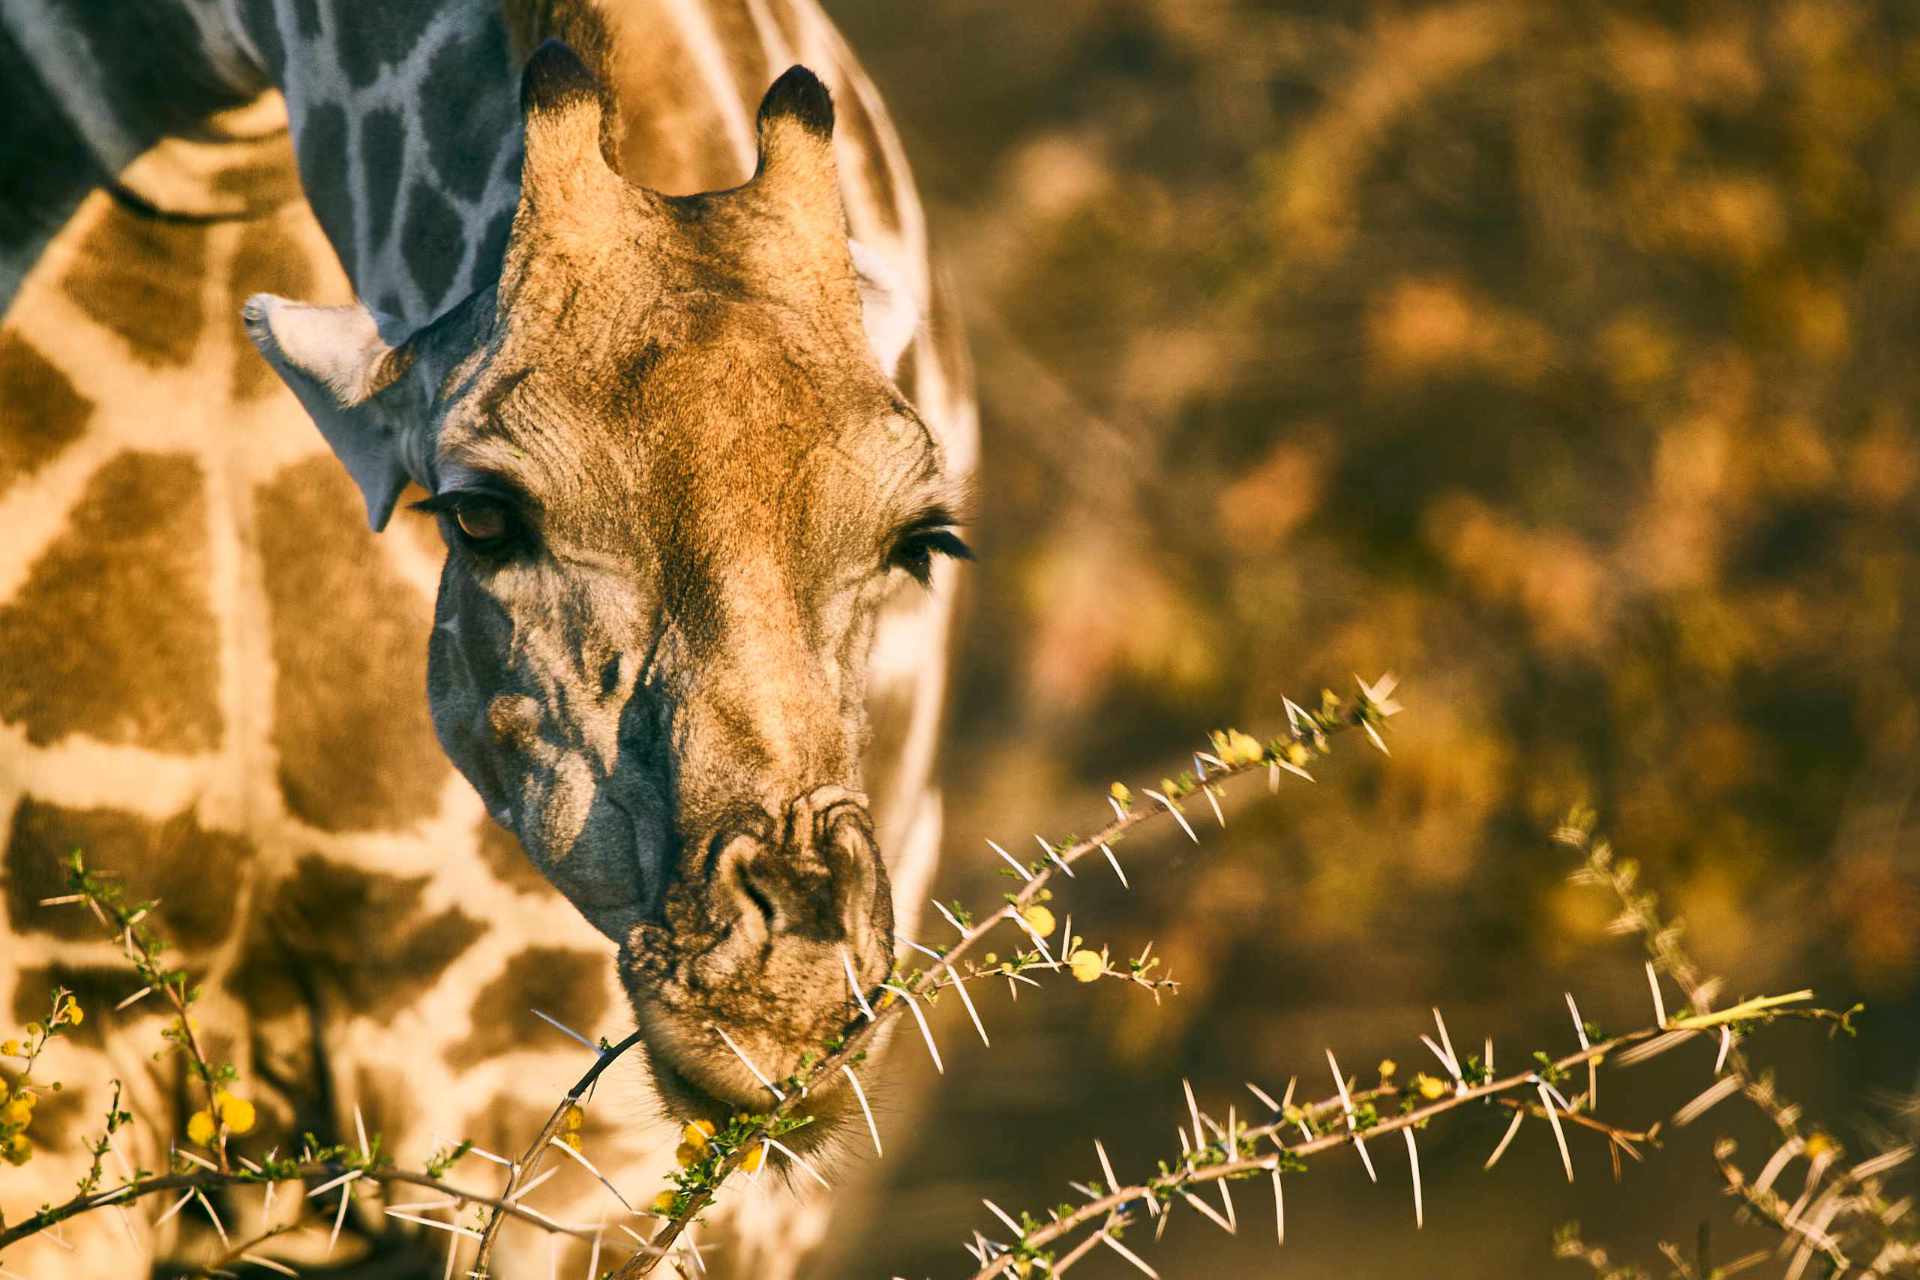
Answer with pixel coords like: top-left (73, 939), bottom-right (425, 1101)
top-left (410, 490), bottom-right (523, 554)
top-left (453, 499), bottom-right (509, 543)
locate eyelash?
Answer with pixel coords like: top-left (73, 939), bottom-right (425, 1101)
top-left (411, 492), bottom-right (524, 556)
top-left (890, 526), bottom-right (973, 587)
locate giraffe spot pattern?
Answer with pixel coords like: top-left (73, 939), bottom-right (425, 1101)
top-left (0, 451), bottom-right (222, 750)
top-left (400, 180), bottom-right (465, 315)
top-left (256, 456), bottom-right (451, 831)
top-left (290, 0), bottom-right (321, 40)
top-left (448, 946), bottom-right (610, 1063)
top-left (226, 218), bottom-right (316, 400)
top-left (61, 207), bottom-right (210, 368)
top-left (232, 855), bottom-right (485, 1026)
top-left (334, 3), bottom-right (442, 90)
top-left (4, 797), bottom-right (252, 947)
top-left (0, 22), bottom-right (98, 278)
top-left (419, 20), bottom-right (514, 204)
top-left (295, 102), bottom-right (354, 271)
top-left (359, 106), bottom-right (407, 244)
top-left (469, 205), bottom-right (515, 297)
top-left (236, 0), bottom-right (286, 80)
top-left (473, 815), bottom-right (550, 897)
top-left (0, 333), bottom-right (92, 493)
top-left (10, 964), bottom-right (158, 1051)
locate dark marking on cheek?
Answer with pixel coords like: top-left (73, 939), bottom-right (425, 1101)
top-left (600, 655), bottom-right (623, 698)
top-left (0, 333), bottom-right (92, 495)
top-left (256, 457), bottom-right (451, 832)
top-left (401, 180), bottom-right (465, 315)
top-left (0, 451), bottom-right (221, 750)
top-left (447, 947), bottom-right (609, 1063)
top-left (296, 102), bottom-right (355, 264)
top-left (62, 207), bottom-right (210, 368)
top-left (5, 799), bottom-right (251, 947)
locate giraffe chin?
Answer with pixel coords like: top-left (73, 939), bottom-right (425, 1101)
top-left (624, 986), bottom-right (882, 1157)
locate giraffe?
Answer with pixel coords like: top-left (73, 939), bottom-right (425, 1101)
top-left (0, 1), bottom-right (976, 1276)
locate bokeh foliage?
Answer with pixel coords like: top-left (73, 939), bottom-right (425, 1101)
top-left (825, 0), bottom-right (1920, 1274)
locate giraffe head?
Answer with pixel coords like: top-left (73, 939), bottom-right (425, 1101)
top-left (242, 43), bottom-right (964, 1123)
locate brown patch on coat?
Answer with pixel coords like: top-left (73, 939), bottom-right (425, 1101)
top-left (447, 946), bottom-right (609, 1063)
top-left (11, 964), bottom-right (161, 1050)
top-left (473, 816), bottom-right (549, 896)
top-left (0, 451), bottom-right (222, 749)
top-left (0, 332), bottom-right (93, 493)
top-left (256, 457), bottom-right (451, 831)
top-left (227, 220), bottom-right (317, 399)
top-left (234, 855), bottom-right (485, 1025)
top-left (4, 798), bottom-right (252, 947)
top-left (61, 205), bottom-right (210, 367)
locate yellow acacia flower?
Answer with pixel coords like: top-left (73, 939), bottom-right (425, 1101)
top-left (1068, 950), bottom-right (1104, 983)
top-left (1804, 1133), bottom-right (1837, 1160)
top-left (740, 1143), bottom-right (766, 1173)
top-left (1021, 905), bottom-right (1056, 938)
top-left (2, 1133), bottom-right (29, 1166)
top-left (23, 1023), bottom-right (42, 1039)
top-left (63, 1001), bottom-right (83, 1027)
top-left (674, 1142), bottom-right (702, 1168)
top-left (1413, 1073), bottom-right (1447, 1101)
top-left (1, 1097), bottom-right (32, 1127)
top-left (213, 1091), bottom-right (256, 1135)
top-left (1377, 1058), bottom-right (1397, 1079)
top-left (186, 1109), bottom-right (216, 1146)
top-left (556, 1131), bottom-right (581, 1150)
top-left (1109, 782), bottom-right (1132, 807)
top-left (682, 1118), bottom-right (715, 1147)
top-left (649, 1190), bottom-right (678, 1217)
top-left (562, 1104), bottom-right (585, 1132)
top-left (0, 1040), bottom-right (19, 1057)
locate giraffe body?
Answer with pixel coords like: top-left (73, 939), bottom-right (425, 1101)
top-left (0, 3), bottom-right (973, 1275)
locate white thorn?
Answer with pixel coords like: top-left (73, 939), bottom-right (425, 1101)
top-left (1246, 1080), bottom-right (1281, 1113)
top-left (154, 1190), bottom-right (196, 1227)
top-left (328, 1182), bottom-right (353, 1256)
top-left (1143, 790), bottom-right (1198, 842)
top-left (548, 1135), bottom-right (635, 1212)
top-left (843, 1065), bottom-right (883, 1158)
top-left (1538, 1082), bottom-right (1573, 1181)
top-left (1271, 1166), bottom-right (1285, 1245)
top-left (842, 948), bottom-right (876, 1021)
top-left (1180, 1190), bottom-right (1234, 1234)
top-left (945, 963), bottom-right (989, 1047)
top-left (1715, 1025), bottom-right (1733, 1075)
top-left (1404, 1128), bottom-right (1424, 1228)
top-left (1646, 962), bottom-right (1667, 1026)
top-left (713, 1024), bottom-right (786, 1101)
top-left (932, 899), bottom-right (967, 934)
top-left (193, 1189), bottom-right (229, 1248)
top-left (113, 985), bottom-right (152, 1011)
top-left (1099, 1230), bottom-right (1161, 1277)
top-left (1096, 1139), bottom-right (1119, 1192)
top-left (530, 1007), bottom-right (598, 1052)
top-left (882, 984), bottom-right (944, 1073)
top-left (1485, 1108), bottom-right (1525, 1169)
top-left (981, 1199), bottom-right (1021, 1236)
top-left (1431, 1008), bottom-right (1461, 1080)
top-left (354, 1105), bottom-right (370, 1161)
top-left (987, 839), bottom-right (1033, 881)
top-left (765, 1138), bottom-right (830, 1189)
top-left (1100, 842), bottom-right (1129, 889)
top-left (1037, 835), bottom-right (1074, 876)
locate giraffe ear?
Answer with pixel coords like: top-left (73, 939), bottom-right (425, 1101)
top-left (242, 295), bottom-right (421, 531)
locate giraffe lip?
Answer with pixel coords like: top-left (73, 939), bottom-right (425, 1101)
top-left (648, 1055), bottom-right (846, 1158)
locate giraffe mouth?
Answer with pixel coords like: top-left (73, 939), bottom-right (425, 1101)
top-left (645, 1045), bottom-right (867, 1160)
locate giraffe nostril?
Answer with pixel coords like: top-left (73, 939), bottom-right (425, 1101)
top-left (600, 655), bottom-right (622, 698)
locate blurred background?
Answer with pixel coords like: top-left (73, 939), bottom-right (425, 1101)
top-left (812, 1), bottom-right (1920, 1274)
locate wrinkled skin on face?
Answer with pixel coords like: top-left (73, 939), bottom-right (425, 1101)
top-left (244, 45), bottom-right (967, 1124)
